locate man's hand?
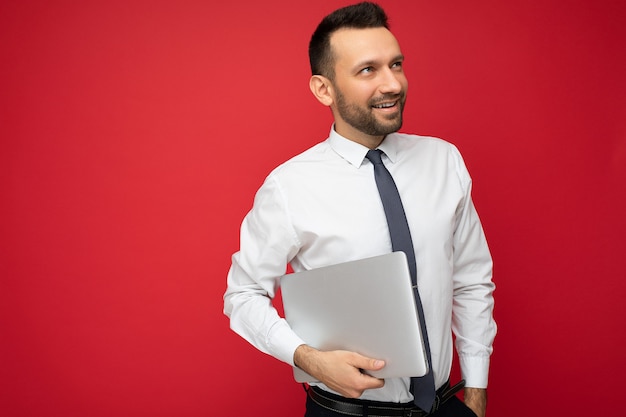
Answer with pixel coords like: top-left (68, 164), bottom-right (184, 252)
top-left (293, 344), bottom-right (385, 398)
top-left (464, 387), bottom-right (487, 417)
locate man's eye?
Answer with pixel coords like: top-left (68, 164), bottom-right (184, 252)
top-left (360, 67), bottom-right (374, 74)
top-left (392, 62), bottom-right (403, 69)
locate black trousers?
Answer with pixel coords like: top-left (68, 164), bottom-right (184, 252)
top-left (304, 392), bottom-right (478, 417)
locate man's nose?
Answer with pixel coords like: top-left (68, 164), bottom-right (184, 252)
top-left (379, 68), bottom-right (403, 94)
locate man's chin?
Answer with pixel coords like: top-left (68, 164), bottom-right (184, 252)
top-left (377, 117), bottom-right (403, 135)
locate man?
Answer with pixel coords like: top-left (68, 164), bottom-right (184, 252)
top-left (224, 2), bottom-right (496, 417)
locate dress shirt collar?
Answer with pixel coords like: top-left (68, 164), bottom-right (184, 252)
top-left (327, 126), bottom-right (399, 168)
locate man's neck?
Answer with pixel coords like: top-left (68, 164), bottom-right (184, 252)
top-left (333, 123), bottom-right (385, 149)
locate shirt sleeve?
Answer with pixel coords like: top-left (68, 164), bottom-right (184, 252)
top-left (449, 146), bottom-right (497, 389)
top-left (223, 172), bottom-right (305, 365)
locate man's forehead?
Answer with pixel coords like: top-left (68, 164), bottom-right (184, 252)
top-left (330, 27), bottom-right (402, 62)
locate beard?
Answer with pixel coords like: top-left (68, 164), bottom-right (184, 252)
top-left (334, 87), bottom-right (406, 137)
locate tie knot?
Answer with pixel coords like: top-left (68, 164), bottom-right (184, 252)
top-left (365, 149), bottom-right (384, 165)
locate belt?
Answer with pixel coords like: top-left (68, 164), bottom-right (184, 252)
top-left (307, 380), bottom-right (465, 417)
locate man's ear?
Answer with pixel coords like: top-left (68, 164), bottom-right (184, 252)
top-left (309, 75), bottom-right (334, 107)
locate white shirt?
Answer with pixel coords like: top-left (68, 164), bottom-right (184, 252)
top-left (223, 128), bottom-right (496, 403)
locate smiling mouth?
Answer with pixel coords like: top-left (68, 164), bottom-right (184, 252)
top-left (372, 101), bottom-right (398, 109)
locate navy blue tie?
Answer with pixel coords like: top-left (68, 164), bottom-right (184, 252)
top-left (365, 149), bottom-right (436, 412)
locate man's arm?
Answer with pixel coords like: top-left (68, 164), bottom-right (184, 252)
top-left (293, 344), bottom-right (386, 398)
top-left (449, 145), bottom-right (496, 416)
top-left (224, 175), bottom-right (304, 364)
top-left (464, 387), bottom-right (487, 417)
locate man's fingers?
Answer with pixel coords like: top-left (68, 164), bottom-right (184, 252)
top-left (348, 353), bottom-right (385, 372)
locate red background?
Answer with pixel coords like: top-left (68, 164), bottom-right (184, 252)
top-left (2, 1), bottom-right (625, 415)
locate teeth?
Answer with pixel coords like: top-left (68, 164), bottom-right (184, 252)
top-left (374, 102), bottom-right (395, 108)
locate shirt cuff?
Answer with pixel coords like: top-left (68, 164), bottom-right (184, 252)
top-left (458, 354), bottom-right (491, 388)
top-left (267, 319), bottom-right (306, 366)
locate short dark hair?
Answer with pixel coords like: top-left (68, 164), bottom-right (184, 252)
top-left (308, 2), bottom-right (389, 79)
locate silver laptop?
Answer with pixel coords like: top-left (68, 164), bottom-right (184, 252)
top-left (281, 252), bottom-right (428, 383)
